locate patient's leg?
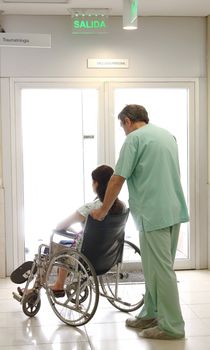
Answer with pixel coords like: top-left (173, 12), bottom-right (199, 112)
top-left (51, 267), bottom-right (68, 291)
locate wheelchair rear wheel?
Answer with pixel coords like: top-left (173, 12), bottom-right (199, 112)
top-left (99, 240), bottom-right (144, 312)
top-left (45, 249), bottom-right (99, 326)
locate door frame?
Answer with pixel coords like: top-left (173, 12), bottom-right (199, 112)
top-left (107, 80), bottom-right (201, 270)
top-left (1, 77), bottom-right (206, 275)
top-left (3, 78), bottom-right (105, 274)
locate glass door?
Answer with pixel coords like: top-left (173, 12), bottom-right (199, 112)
top-left (108, 83), bottom-right (195, 269)
top-left (20, 87), bottom-right (98, 260)
top-left (3, 79), bottom-right (197, 274)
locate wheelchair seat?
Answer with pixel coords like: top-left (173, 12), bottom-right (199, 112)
top-left (81, 209), bottom-right (129, 275)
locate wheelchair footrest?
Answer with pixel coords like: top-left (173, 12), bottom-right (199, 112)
top-left (10, 261), bottom-right (34, 284)
top-left (12, 291), bottom-right (22, 302)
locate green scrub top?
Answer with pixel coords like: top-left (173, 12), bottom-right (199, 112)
top-left (114, 123), bottom-right (189, 232)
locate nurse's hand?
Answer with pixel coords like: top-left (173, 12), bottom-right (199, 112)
top-left (91, 207), bottom-right (108, 221)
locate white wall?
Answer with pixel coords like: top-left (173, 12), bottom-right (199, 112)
top-left (207, 16), bottom-right (210, 269)
top-left (0, 15), bottom-right (207, 77)
top-left (0, 15), bottom-right (208, 275)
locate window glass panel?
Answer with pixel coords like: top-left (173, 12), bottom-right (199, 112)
top-left (21, 88), bottom-right (98, 259)
top-left (82, 89), bottom-right (98, 203)
top-left (114, 87), bottom-right (189, 259)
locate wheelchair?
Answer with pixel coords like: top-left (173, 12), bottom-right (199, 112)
top-left (11, 210), bottom-right (145, 327)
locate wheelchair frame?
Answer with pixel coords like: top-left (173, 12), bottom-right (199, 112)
top-left (12, 221), bottom-right (145, 326)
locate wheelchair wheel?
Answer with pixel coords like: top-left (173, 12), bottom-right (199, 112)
top-left (66, 281), bottom-right (89, 304)
top-left (22, 291), bottom-right (41, 317)
top-left (99, 240), bottom-right (144, 312)
top-left (45, 248), bottom-right (99, 326)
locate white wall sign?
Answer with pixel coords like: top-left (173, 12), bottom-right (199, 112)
top-left (87, 58), bottom-right (129, 69)
top-left (0, 33), bottom-right (51, 48)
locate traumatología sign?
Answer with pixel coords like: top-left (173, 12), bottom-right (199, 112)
top-left (0, 33), bottom-right (51, 48)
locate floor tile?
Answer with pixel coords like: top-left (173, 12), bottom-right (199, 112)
top-left (0, 324), bottom-right (88, 346)
top-left (189, 304), bottom-right (210, 318)
top-left (185, 318), bottom-right (210, 336)
top-left (85, 322), bottom-right (139, 341)
top-left (1, 271), bottom-right (210, 350)
top-left (0, 343), bottom-right (91, 350)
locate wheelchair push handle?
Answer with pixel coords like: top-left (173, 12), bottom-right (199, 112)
top-left (50, 229), bottom-right (79, 250)
top-left (52, 229), bottom-right (78, 239)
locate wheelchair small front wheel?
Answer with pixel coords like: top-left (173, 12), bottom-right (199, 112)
top-left (22, 291), bottom-right (41, 317)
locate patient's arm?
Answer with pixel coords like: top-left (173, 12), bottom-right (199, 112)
top-left (56, 211), bottom-right (85, 231)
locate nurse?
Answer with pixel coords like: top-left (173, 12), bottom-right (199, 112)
top-left (91, 104), bottom-right (189, 340)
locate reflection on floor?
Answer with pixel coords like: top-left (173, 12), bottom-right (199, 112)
top-left (0, 270), bottom-right (210, 350)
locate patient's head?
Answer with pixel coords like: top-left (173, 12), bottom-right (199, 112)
top-left (91, 165), bottom-right (114, 202)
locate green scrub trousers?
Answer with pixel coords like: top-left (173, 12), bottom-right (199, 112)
top-left (138, 223), bottom-right (185, 338)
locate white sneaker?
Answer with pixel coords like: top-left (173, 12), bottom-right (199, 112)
top-left (126, 317), bottom-right (158, 329)
top-left (139, 325), bottom-right (185, 340)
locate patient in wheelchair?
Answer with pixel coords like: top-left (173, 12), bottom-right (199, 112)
top-left (15, 164), bottom-right (126, 298)
top-left (48, 164), bottom-right (126, 296)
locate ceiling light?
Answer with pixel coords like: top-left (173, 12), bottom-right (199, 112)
top-left (123, 0), bottom-right (138, 30)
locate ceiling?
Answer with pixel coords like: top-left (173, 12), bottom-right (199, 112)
top-left (0, 0), bottom-right (210, 17)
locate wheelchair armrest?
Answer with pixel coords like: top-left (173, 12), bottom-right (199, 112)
top-left (53, 229), bottom-right (78, 239)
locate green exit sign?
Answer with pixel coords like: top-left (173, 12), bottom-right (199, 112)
top-left (72, 16), bottom-right (109, 34)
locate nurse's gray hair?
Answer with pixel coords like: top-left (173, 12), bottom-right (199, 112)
top-left (118, 104), bottom-right (149, 124)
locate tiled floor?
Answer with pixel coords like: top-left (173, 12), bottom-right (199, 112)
top-left (1, 270), bottom-right (210, 349)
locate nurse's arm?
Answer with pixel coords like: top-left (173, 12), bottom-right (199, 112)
top-left (91, 174), bottom-right (125, 221)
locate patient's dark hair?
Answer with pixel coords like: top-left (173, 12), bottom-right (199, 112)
top-left (118, 104), bottom-right (149, 124)
top-left (91, 165), bottom-right (124, 214)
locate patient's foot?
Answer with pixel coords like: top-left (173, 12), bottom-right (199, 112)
top-left (17, 286), bottom-right (34, 296)
top-left (50, 289), bottom-right (65, 297)
top-left (17, 286), bottom-right (25, 296)
top-left (48, 284), bottom-right (65, 298)
top-left (17, 284), bottom-right (65, 298)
